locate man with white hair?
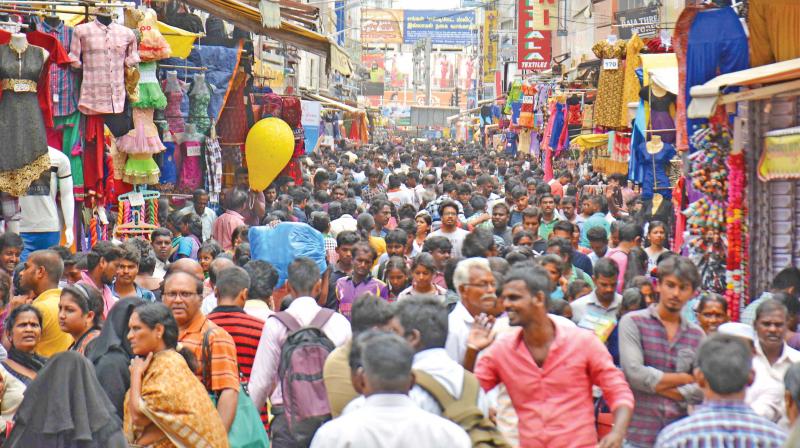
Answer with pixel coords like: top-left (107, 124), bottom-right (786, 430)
top-left (445, 258), bottom-right (498, 365)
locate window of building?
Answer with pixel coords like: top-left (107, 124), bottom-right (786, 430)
top-left (618, 0), bottom-right (647, 10)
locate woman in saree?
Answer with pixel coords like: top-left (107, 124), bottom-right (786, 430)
top-left (124, 302), bottom-right (228, 448)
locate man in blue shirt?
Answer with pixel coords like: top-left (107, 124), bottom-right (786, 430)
top-left (655, 334), bottom-right (786, 447)
top-left (580, 195), bottom-right (611, 249)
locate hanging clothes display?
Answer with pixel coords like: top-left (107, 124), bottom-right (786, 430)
top-left (749, 0), bottom-right (800, 67)
top-left (0, 43), bottom-right (52, 196)
top-left (163, 71), bottom-right (186, 134)
top-left (566, 94), bottom-right (582, 139)
top-left (176, 124), bottom-right (203, 192)
top-left (69, 19), bottom-right (140, 115)
top-left (684, 7), bottom-right (749, 151)
top-left (619, 34), bottom-right (644, 128)
top-left (217, 70), bottom-right (249, 146)
top-left (158, 129), bottom-right (177, 186)
top-left (673, 5), bottom-right (706, 152)
top-left (638, 138), bottom-right (677, 201)
top-left (117, 62), bottom-right (167, 185)
top-left (592, 39), bottom-right (627, 128)
top-left (640, 85), bottom-right (677, 143)
top-left (188, 73), bottom-right (211, 135)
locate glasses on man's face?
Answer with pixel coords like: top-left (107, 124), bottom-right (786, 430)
top-left (163, 291), bottom-right (198, 300)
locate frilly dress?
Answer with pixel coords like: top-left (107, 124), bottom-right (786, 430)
top-left (117, 61), bottom-right (167, 184)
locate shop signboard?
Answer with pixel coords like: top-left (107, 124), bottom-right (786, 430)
top-left (362, 9), bottom-right (404, 44)
top-left (482, 9), bottom-right (498, 84)
top-left (758, 134), bottom-right (800, 181)
top-left (403, 10), bottom-right (477, 46)
top-left (301, 100), bottom-right (322, 154)
top-left (518, 0), bottom-right (553, 71)
top-left (614, 5), bottom-right (660, 39)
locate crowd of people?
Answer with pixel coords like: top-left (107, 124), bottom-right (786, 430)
top-left (0, 141), bottom-right (797, 447)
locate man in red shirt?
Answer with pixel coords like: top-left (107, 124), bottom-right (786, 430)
top-left (474, 265), bottom-right (634, 448)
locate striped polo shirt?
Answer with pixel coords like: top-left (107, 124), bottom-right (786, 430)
top-left (207, 305), bottom-right (266, 380)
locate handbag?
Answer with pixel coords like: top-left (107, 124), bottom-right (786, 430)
top-left (202, 329), bottom-right (270, 448)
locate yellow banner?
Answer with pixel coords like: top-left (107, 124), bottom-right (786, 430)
top-left (482, 9), bottom-right (498, 84)
top-left (759, 134), bottom-right (800, 181)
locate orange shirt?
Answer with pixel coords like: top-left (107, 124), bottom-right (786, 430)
top-left (178, 315), bottom-right (240, 392)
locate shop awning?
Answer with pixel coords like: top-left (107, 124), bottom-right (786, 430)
top-left (303, 91), bottom-right (362, 113)
top-left (329, 43), bottom-right (353, 76)
top-left (689, 58), bottom-right (800, 118)
top-left (183, 0), bottom-right (332, 56)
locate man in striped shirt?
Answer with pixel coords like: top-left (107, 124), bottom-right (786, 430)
top-left (208, 266), bottom-right (269, 431)
top-left (619, 256), bottom-right (705, 447)
top-left (655, 334), bottom-right (786, 447)
top-left (208, 266), bottom-right (265, 381)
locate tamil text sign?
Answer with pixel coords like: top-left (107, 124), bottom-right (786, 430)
top-left (403, 10), bottom-right (476, 46)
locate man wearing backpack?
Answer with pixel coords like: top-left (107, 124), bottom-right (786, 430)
top-left (250, 257), bottom-right (352, 448)
top-left (395, 295), bottom-right (509, 447)
top-left (311, 331), bottom-right (471, 448)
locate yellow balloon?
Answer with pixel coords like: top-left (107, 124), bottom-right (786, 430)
top-left (245, 117), bottom-right (295, 191)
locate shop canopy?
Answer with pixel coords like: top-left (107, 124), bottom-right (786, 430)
top-left (182, 0), bottom-right (337, 60)
top-left (689, 58), bottom-right (800, 118)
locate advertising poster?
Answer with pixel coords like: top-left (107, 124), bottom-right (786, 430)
top-left (403, 10), bottom-right (476, 46)
top-left (482, 9), bottom-right (498, 84)
top-left (362, 9), bottom-right (404, 43)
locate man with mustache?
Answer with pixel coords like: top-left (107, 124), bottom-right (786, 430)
top-left (164, 270), bottom-right (240, 432)
top-left (618, 256), bottom-right (705, 448)
top-left (444, 258), bottom-right (499, 366)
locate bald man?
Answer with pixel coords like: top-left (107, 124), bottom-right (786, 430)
top-left (167, 258), bottom-right (205, 281)
top-left (18, 250), bottom-right (73, 356)
top-left (201, 257), bottom-right (236, 315)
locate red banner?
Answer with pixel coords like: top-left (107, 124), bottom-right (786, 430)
top-left (518, 0), bottom-right (553, 71)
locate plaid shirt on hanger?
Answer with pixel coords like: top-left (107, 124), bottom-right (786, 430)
top-left (204, 137), bottom-right (223, 205)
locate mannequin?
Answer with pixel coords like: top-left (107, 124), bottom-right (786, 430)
top-left (640, 83), bottom-right (677, 143)
top-left (0, 32), bottom-right (51, 197)
top-left (13, 147), bottom-right (74, 261)
top-left (639, 134), bottom-right (676, 202)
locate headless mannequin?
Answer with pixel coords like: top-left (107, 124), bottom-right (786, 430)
top-left (646, 134), bottom-right (664, 154)
top-left (9, 33), bottom-right (49, 61)
top-left (11, 148), bottom-right (75, 259)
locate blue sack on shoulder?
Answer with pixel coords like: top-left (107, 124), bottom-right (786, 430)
top-left (249, 222), bottom-right (327, 288)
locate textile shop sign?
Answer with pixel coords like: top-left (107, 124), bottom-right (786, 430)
top-left (482, 9), bottom-right (498, 84)
top-left (758, 134), bottom-right (800, 181)
top-left (361, 9), bottom-right (404, 44)
top-left (518, 0), bottom-right (553, 70)
top-left (614, 6), bottom-right (660, 39)
top-left (403, 10), bottom-right (477, 46)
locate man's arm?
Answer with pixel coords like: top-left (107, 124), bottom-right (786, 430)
top-left (585, 334), bottom-right (634, 448)
top-left (216, 387), bottom-right (239, 431)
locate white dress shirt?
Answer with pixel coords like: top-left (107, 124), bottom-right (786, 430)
top-left (311, 394), bottom-right (471, 448)
top-left (330, 214), bottom-right (358, 237)
top-left (746, 340), bottom-right (800, 428)
top-left (181, 205), bottom-right (217, 242)
top-left (249, 296), bottom-right (351, 408)
top-left (445, 301), bottom-right (474, 365)
top-left (409, 347), bottom-right (489, 416)
top-left (570, 290), bottom-right (623, 339)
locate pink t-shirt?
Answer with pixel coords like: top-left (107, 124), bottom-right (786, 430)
top-left (605, 248), bottom-right (629, 293)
